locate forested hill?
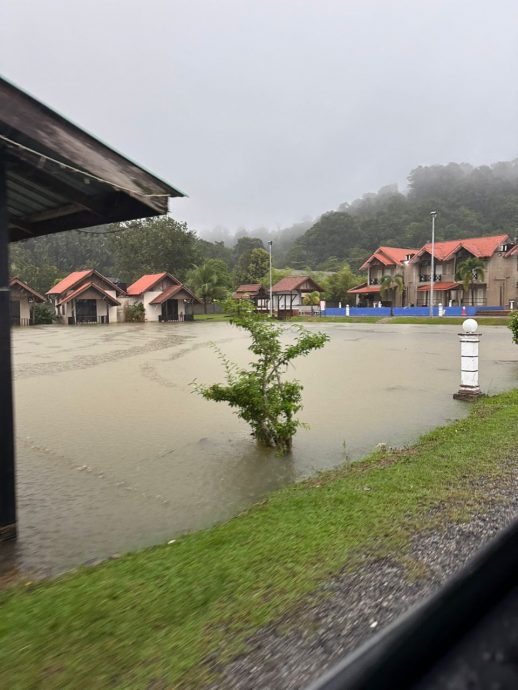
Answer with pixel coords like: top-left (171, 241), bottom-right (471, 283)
top-left (288, 160), bottom-right (518, 270)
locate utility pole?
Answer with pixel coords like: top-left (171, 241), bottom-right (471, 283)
top-left (430, 211), bottom-right (437, 317)
top-left (268, 240), bottom-right (273, 317)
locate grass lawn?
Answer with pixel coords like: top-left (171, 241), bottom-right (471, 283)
top-left (291, 315), bottom-right (510, 326)
top-left (2, 390), bottom-right (518, 688)
top-left (193, 313), bottom-right (229, 321)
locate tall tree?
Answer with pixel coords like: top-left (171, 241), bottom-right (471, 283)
top-left (234, 248), bottom-right (270, 286)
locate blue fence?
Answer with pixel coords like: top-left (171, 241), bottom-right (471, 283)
top-left (322, 306), bottom-right (506, 318)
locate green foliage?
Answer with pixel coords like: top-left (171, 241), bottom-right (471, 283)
top-left (234, 247), bottom-right (270, 286)
top-left (508, 312), bottom-right (518, 345)
top-left (380, 273), bottom-right (404, 301)
top-left (321, 262), bottom-right (364, 305)
top-left (33, 302), bottom-right (55, 324)
top-left (195, 299), bottom-right (328, 453)
top-left (124, 302), bottom-right (145, 322)
top-left (109, 217), bottom-right (201, 282)
top-left (186, 260), bottom-right (231, 312)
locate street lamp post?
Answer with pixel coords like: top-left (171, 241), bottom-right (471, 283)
top-left (430, 211), bottom-right (437, 317)
top-left (268, 240), bottom-right (273, 317)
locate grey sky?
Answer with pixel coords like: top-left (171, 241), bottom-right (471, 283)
top-left (2, 0), bottom-right (518, 236)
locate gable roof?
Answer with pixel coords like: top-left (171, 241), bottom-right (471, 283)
top-left (9, 277), bottom-right (46, 302)
top-left (272, 276), bottom-right (324, 293)
top-left (360, 247), bottom-right (418, 271)
top-left (148, 284), bottom-right (201, 305)
top-left (47, 269), bottom-right (124, 296)
top-left (47, 270), bottom-right (92, 295)
top-left (234, 283), bottom-right (263, 294)
top-left (56, 281), bottom-right (121, 306)
top-left (126, 272), bottom-right (181, 295)
top-left (412, 234), bottom-right (509, 262)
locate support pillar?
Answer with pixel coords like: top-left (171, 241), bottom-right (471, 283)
top-left (345, 303), bottom-right (350, 317)
top-left (453, 319), bottom-right (482, 401)
top-left (0, 150), bottom-right (17, 541)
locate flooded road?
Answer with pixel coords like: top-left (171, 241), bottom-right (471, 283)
top-left (2, 321), bottom-right (518, 580)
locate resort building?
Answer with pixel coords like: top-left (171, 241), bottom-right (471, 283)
top-left (271, 276), bottom-right (324, 318)
top-left (9, 278), bottom-right (45, 325)
top-left (125, 273), bottom-right (199, 322)
top-left (47, 270), bottom-right (124, 324)
top-left (233, 283), bottom-right (269, 311)
top-left (350, 234), bottom-right (518, 308)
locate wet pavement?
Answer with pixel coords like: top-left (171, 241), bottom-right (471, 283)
top-left (1, 321), bottom-right (517, 581)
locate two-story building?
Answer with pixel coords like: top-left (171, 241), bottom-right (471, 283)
top-left (350, 234), bottom-right (518, 308)
top-left (349, 247), bottom-right (417, 306)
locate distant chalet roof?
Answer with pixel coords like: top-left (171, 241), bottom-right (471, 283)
top-left (1, 76), bottom-right (185, 243)
top-left (272, 276), bottom-right (324, 293)
top-left (56, 281), bottom-right (121, 307)
top-left (232, 283), bottom-right (267, 299)
top-left (126, 273), bottom-right (181, 295)
top-left (9, 277), bottom-right (45, 302)
top-left (47, 269), bottom-right (124, 296)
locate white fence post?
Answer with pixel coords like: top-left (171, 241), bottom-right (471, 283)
top-left (453, 319), bottom-right (482, 400)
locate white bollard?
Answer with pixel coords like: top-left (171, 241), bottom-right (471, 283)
top-left (453, 319), bottom-right (482, 400)
top-left (438, 302), bottom-right (444, 317)
top-left (345, 304), bottom-right (350, 317)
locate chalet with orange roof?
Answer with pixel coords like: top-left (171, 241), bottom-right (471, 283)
top-left (350, 246), bottom-right (417, 307)
top-left (47, 269), bottom-right (124, 324)
top-left (9, 278), bottom-right (45, 326)
top-left (272, 276), bottom-right (324, 318)
top-left (125, 272), bottom-right (199, 322)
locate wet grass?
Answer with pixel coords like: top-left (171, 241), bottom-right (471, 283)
top-left (193, 313), bottom-right (228, 321)
top-left (291, 316), bottom-right (509, 326)
top-left (2, 389), bottom-right (518, 688)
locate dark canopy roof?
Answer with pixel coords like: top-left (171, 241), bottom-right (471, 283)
top-left (1, 76), bottom-right (185, 242)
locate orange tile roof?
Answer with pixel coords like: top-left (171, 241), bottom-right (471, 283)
top-left (272, 276), bottom-right (324, 293)
top-left (347, 284), bottom-right (381, 294)
top-left (56, 281), bottom-right (121, 306)
top-left (414, 234), bottom-right (509, 261)
top-left (9, 277), bottom-right (46, 302)
top-left (417, 281), bottom-right (460, 292)
top-left (47, 270), bottom-right (93, 295)
top-left (148, 284), bottom-right (200, 305)
top-left (360, 247), bottom-right (417, 271)
top-left (126, 273), bottom-right (181, 295)
top-left (235, 283), bottom-right (263, 293)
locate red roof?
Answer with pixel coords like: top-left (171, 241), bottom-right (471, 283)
top-left (235, 283), bottom-right (262, 293)
top-left (56, 281), bottom-right (121, 306)
top-left (272, 276), bottom-right (323, 293)
top-left (417, 281), bottom-right (460, 292)
top-left (360, 247), bottom-right (417, 271)
top-left (126, 273), bottom-right (181, 295)
top-left (47, 270), bottom-right (93, 295)
top-left (413, 234), bottom-right (509, 262)
top-left (347, 284), bottom-right (381, 294)
top-left (9, 277), bottom-right (46, 302)
top-left (148, 284), bottom-right (200, 305)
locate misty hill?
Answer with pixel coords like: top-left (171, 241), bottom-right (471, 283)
top-left (287, 160), bottom-right (518, 270)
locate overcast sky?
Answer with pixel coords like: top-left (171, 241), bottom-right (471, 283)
top-left (2, 0), bottom-right (518, 236)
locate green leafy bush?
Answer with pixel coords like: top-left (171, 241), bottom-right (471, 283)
top-left (195, 299), bottom-right (328, 453)
top-left (124, 303), bottom-right (145, 322)
top-left (508, 312), bottom-right (518, 344)
top-left (33, 302), bottom-right (55, 324)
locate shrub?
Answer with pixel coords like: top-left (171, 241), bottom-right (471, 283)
top-left (124, 303), bottom-right (145, 322)
top-left (33, 302), bottom-right (55, 324)
top-left (508, 312), bottom-right (518, 344)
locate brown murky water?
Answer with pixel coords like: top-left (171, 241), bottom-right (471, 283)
top-left (2, 321), bottom-right (517, 580)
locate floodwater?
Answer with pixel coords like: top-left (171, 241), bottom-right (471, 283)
top-left (2, 321), bottom-right (518, 580)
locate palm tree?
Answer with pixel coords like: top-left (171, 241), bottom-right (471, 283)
top-left (456, 258), bottom-right (485, 307)
top-left (186, 261), bottom-right (230, 313)
top-left (302, 290), bottom-right (320, 315)
top-left (380, 274), bottom-right (405, 305)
